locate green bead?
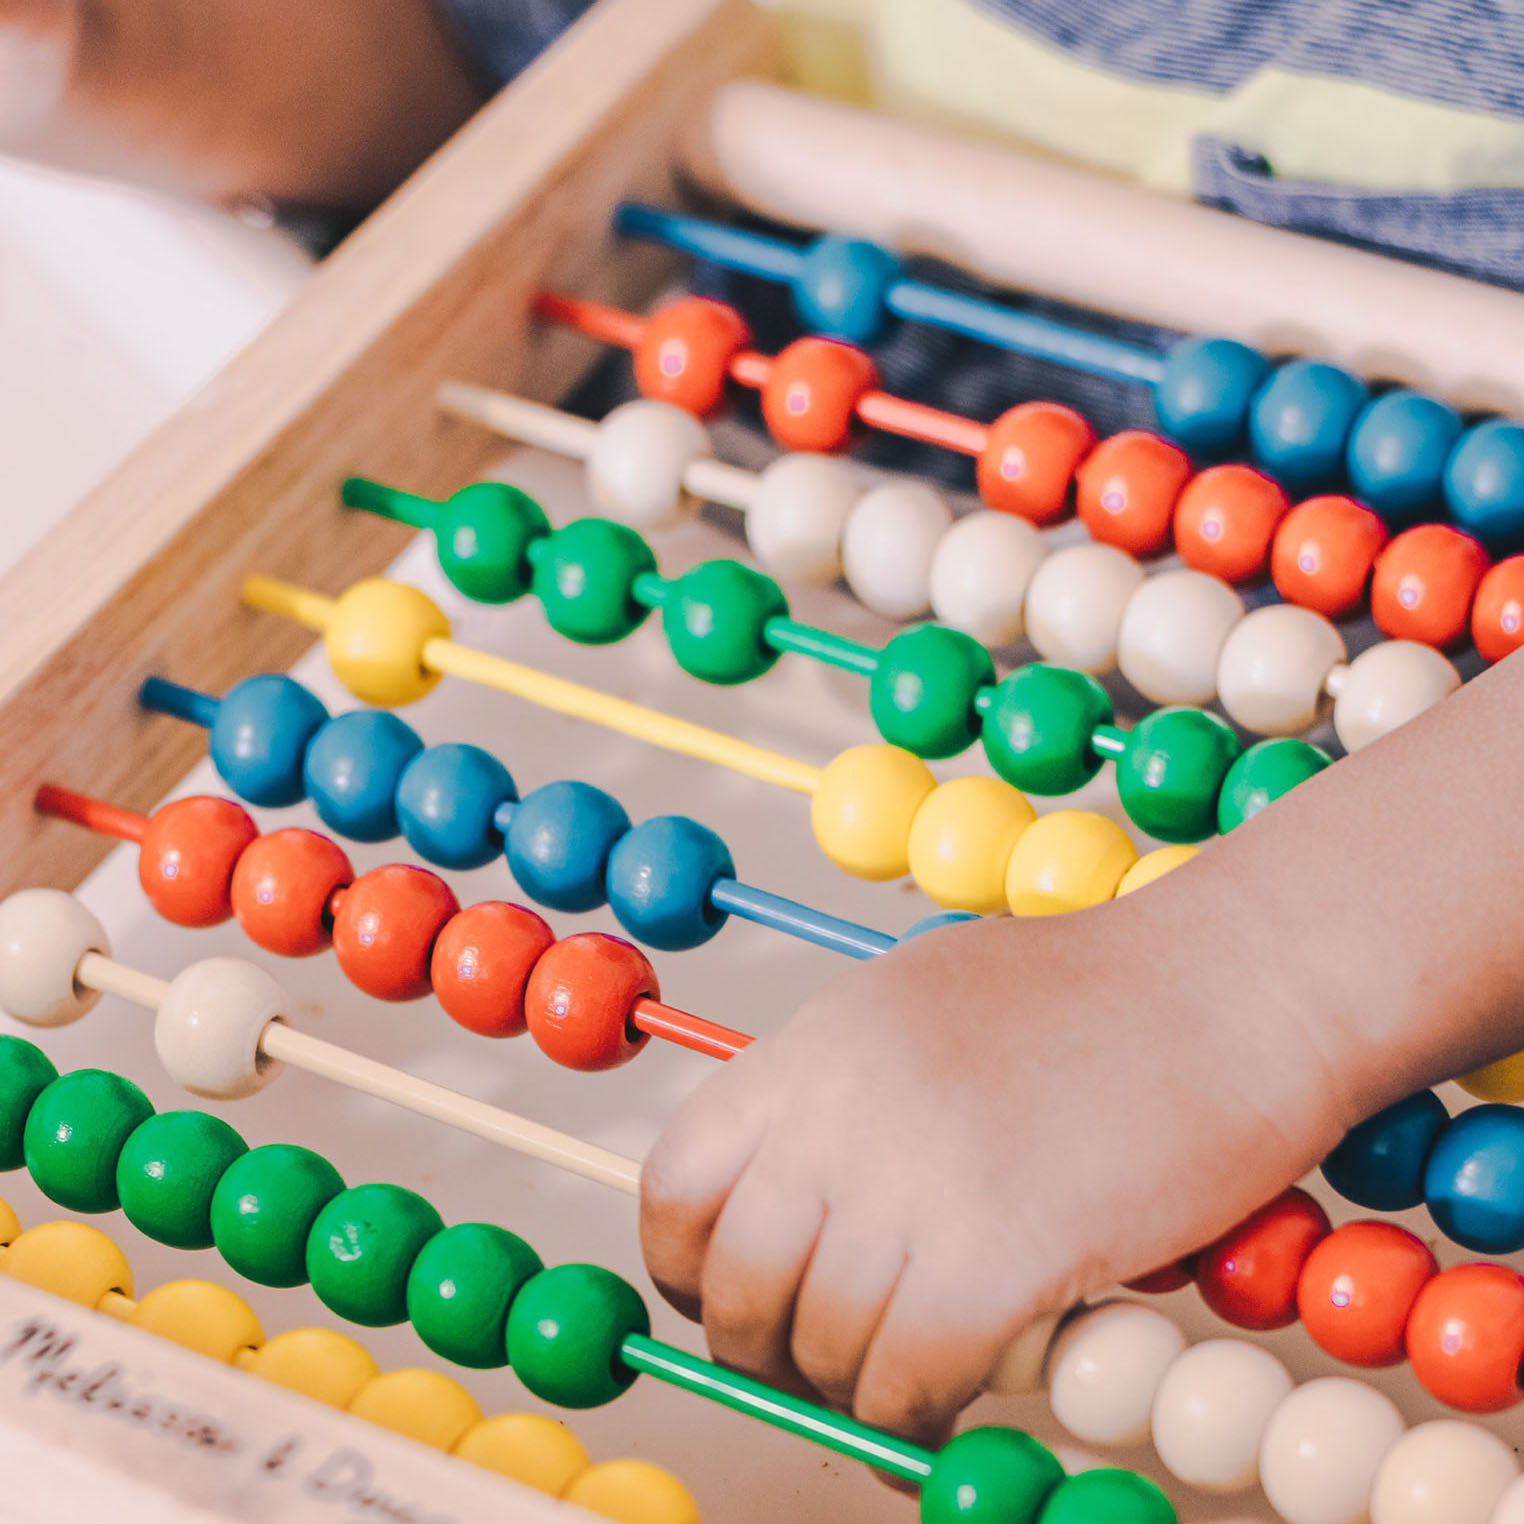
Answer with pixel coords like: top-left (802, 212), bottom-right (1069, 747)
top-left (920, 1427), bottom-right (1064, 1524)
top-left (1033, 1470), bottom-right (1176, 1524)
top-left (210, 1143), bottom-right (344, 1287)
top-left (661, 560), bottom-right (787, 685)
top-left (435, 484), bottom-right (550, 604)
top-left (869, 625), bottom-right (996, 759)
top-left (406, 1221), bottom-right (544, 1369)
top-left (1218, 737), bottom-right (1331, 834)
top-left (0, 1038), bottom-right (58, 1172)
top-left (23, 1070), bottom-right (154, 1214)
top-left (306, 1183), bottom-right (444, 1327)
top-left (532, 518), bottom-right (657, 645)
top-left (1116, 707), bottom-right (1242, 844)
top-left (980, 665), bottom-right (1112, 794)
top-left (506, 1263), bottom-right (649, 1409)
top-left (116, 1111), bottom-right (248, 1250)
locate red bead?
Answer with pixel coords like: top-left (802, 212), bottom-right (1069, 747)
top-left (431, 901), bottom-right (557, 1039)
top-left (1405, 1262), bottom-right (1524, 1414)
top-left (138, 797), bottom-right (259, 929)
top-left (1472, 554), bottom-right (1524, 664)
top-left (760, 337), bottom-right (877, 453)
top-left (1173, 464), bottom-right (1290, 584)
top-left (1126, 1260), bottom-right (1196, 1295)
top-left (631, 297), bottom-right (750, 417)
top-left (976, 402), bottom-right (1094, 524)
top-left (230, 828), bottom-right (353, 958)
top-left (1074, 431), bottom-right (1192, 556)
top-left (1371, 524), bottom-right (1490, 648)
top-left (1195, 1188), bottom-right (1331, 1332)
top-left (1270, 495), bottom-right (1388, 618)
top-left (1296, 1221), bottom-right (1437, 1367)
top-left (330, 864), bottom-right (460, 1002)
top-left (522, 932), bottom-right (658, 1071)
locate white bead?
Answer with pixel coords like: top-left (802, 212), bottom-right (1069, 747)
top-left (1045, 1300), bottom-right (1186, 1447)
top-left (1117, 568), bottom-right (1245, 706)
top-left (585, 399), bottom-right (709, 531)
top-left (985, 1309), bottom-right (1064, 1396)
top-left (1024, 543), bottom-right (1146, 674)
top-left (928, 511), bottom-right (1047, 647)
top-left (0, 889), bottom-right (108, 1028)
top-left (1150, 1338), bottom-right (1292, 1494)
top-left (1490, 1475), bottom-right (1524, 1524)
top-left (1329, 641), bottom-right (1461, 754)
top-left (840, 480), bottom-right (953, 619)
top-left (1259, 1377), bottom-right (1404, 1524)
top-left (1217, 603), bottom-right (1347, 736)
top-left (1370, 1420), bottom-right (1519, 1524)
top-left (154, 958), bottom-right (285, 1100)
top-left (745, 453), bottom-right (857, 584)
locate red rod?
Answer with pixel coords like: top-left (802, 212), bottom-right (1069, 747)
top-left (632, 998), bottom-right (751, 1061)
top-left (533, 290), bottom-right (645, 348)
top-left (34, 785), bottom-right (147, 844)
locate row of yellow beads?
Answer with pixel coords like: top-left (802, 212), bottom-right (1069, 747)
top-left (0, 1203), bottom-right (698, 1524)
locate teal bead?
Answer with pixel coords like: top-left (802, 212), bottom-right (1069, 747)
top-left (434, 483), bottom-right (550, 603)
top-left (406, 1222), bottom-right (544, 1369)
top-left (1218, 738), bottom-right (1331, 833)
top-left (1035, 1470), bottom-right (1176, 1524)
top-left (661, 560), bottom-right (787, 685)
top-left (1117, 707), bottom-right (1241, 844)
top-left (116, 1111), bottom-right (248, 1250)
top-left (306, 1183), bottom-right (444, 1327)
top-left (980, 665), bottom-right (1112, 794)
top-left (0, 1037), bottom-right (58, 1172)
top-left (920, 1427), bottom-right (1064, 1524)
top-left (532, 519), bottom-right (658, 645)
top-left (210, 1143), bottom-right (345, 1287)
top-left (506, 1264), bottom-right (649, 1409)
top-left (23, 1070), bottom-right (154, 1214)
top-left (870, 625), bottom-right (996, 759)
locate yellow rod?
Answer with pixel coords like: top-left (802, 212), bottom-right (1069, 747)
top-left (242, 577), bottom-right (337, 631)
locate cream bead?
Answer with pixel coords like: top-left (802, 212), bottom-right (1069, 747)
top-left (1046, 1300), bottom-right (1186, 1447)
top-left (1150, 1338), bottom-right (1292, 1494)
top-left (745, 453), bottom-right (858, 584)
top-left (1024, 542), bottom-right (1146, 674)
top-left (1117, 568), bottom-right (1245, 706)
top-left (928, 511), bottom-right (1047, 647)
top-left (840, 480), bottom-right (953, 619)
top-left (985, 1309), bottom-right (1064, 1397)
top-left (1328, 641), bottom-right (1461, 754)
top-left (0, 889), bottom-right (109, 1028)
top-left (1490, 1475), bottom-right (1524, 1524)
top-left (1369, 1421), bottom-right (1519, 1524)
top-left (154, 957), bottom-right (285, 1100)
top-left (1258, 1377), bottom-right (1404, 1524)
top-left (584, 399), bottom-right (709, 531)
top-left (1216, 603), bottom-right (1346, 736)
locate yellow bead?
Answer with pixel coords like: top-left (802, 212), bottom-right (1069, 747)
top-left (562, 1460), bottom-right (702, 1524)
top-left (1004, 810), bottom-right (1138, 916)
top-left (132, 1280), bottom-right (264, 1363)
top-left (324, 579), bottom-right (450, 708)
top-left (1, 1221), bottom-right (132, 1307)
top-left (242, 1327), bottom-right (381, 1408)
top-left (347, 1368), bottom-right (483, 1452)
top-left (453, 1412), bottom-right (591, 1495)
top-left (1457, 1050), bottom-right (1524, 1104)
top-left (1116, 843), bottom-right (1199, 897)
top-left (906, 776), bottom-right (1035, 913)
top-left (0, 1197), bottom-right (20, 1247)
top-left (811, 745), bottom-right (935, 881)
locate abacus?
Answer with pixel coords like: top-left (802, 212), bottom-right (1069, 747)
top-left (2, 2), bottom-right (1523, 1522)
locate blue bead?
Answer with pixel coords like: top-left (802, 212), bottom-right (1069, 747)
top-left (1321, 1089), bottom-right (1449, 1212)
top-left (504, 781), bottom-right (629, 913)
top-left (207, 675), bottom-right (328, 808)
top-left (1444, 419), bottom-right (1524, 548)
top-left (1154, 336), bottom-right (1269, 457)
top-left (792, 235), bottom-right (901, 346)
top-left (395, 744), bottom-right (517, 872)
top-left (902, 910), bottom-right (982, 941)
top-left (1249, 359), bottom-right (1369, 493)
top-left (1346, 390), bottom-right (1463, 525)
top-left (1423, 1104), bottom-right (1524, 1254)
top-left (302, 711), bottom-right (423, 843)
top-left (604, 817), bottom-right (733, 951)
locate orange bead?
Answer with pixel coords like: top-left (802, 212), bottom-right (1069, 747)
top-left (1270, 495), bottom-right (1388, 618)
top-left (431, 901), bottom-right (556, 1039)
top-left (1074, 431), bottom-right (1192, 556)
top-left (1371, 524), bottom-right (1490, 648)
top-left (138, 797), bottom-right (259, 929)
top-left (522, 932), bottom-right (657, 1071)
top-left (1296, 1221), bottom-right (1437, 1368)
top-left (230, 828), bottom-right (353, 958)
top-left (1405, 1262), bottom-right (1524, 1413)
top-left (330, 864), bottom-right (460, 1002)
top-left (1173, 464), bottom-right (1289, 584)
top-left (976, 401), bottom-right (1095, 523)
top-left (631, 297), bottom-right (750, 417)
top-left (1195, 1188), bottom-right (1331, 1332)
top-left (1472, 554), bottom-right (1524, 663)
top-left (760, 337), bottom-right (877, 453)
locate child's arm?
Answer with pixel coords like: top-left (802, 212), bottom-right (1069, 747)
top-left (641, 653), bottom-right (1524, 1447)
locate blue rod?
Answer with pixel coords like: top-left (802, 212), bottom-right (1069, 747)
top-left (614, 202), bottom-right (806, 284)
top-left (708, 879), bottom-right (896, 960)
top-left (139, 677), bottom-right (220, 730)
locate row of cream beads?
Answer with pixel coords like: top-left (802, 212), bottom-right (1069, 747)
top-left (1044, 1300), bottom-right (1523, 1524)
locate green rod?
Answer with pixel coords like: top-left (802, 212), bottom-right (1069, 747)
top-left (631, 571), bottom-right (671, 610)
top-left (341, 476), bottom-right (438, 530)
top-left (1091, 725), bottom-right (1128, 760)
top-left (764, 619), bottom-right (880, 676)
